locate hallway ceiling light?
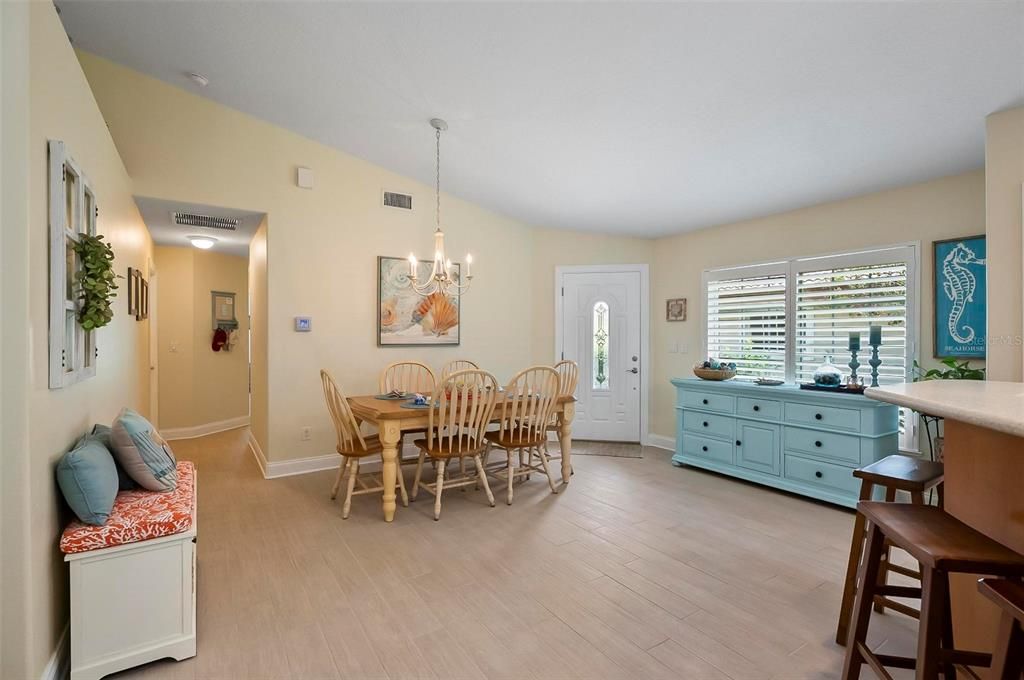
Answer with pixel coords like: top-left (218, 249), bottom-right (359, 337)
top-left (407, 118), bottom-right (473, 298)
top-left (188, 235), bottom-right (217, 250)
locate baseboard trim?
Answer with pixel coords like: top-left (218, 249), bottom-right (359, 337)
top-left (163, 415), bottom-right (250, 441)
top-left (41, 622), bottom-right (69, 680)
top-left (646, 433), bottom-right (676, 451)
top-left (247, 431), bottom-right (268, 477)
top-left (252, 441), bottom-right (420, 480)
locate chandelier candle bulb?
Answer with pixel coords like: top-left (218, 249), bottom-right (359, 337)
top-left (408, 254), bottom-right (417, 277)
top-left (466, 254), bottom-right (472, 278)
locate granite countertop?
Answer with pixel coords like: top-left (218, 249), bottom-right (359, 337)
top-left (865, 381), bottom-right (1024, 438)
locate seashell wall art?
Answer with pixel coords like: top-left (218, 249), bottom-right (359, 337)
top-left (377, 255), bottom-right (460, 346)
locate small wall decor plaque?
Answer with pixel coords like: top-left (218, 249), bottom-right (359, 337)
top-left (666, 298), bottom-right (687, 322)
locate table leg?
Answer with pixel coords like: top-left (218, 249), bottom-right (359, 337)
top-left (558, 402), bottom-right (575, 484)
top-left (380, 421), bottom-right (401, 522)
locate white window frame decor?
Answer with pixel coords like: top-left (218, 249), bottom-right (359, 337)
top-left (49, 139), bottom-right (98, 389)
top-left (702, 243), bottom-right (921, 451)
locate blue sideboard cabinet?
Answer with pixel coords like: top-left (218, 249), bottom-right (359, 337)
top-left (670, 378), bottom-right (899, 508)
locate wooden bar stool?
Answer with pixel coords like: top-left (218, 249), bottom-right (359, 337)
top-left (978, 578), bottom-right (1024, 680)
top-left (841, 502), bottom-right (1024, 680)
top-left (836, 455), bottom-right (945, 645)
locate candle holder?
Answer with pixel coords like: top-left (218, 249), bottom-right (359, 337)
top-left (848, 349), bottom-right (860, 385)
top-left (869, 342), bottom-right (881, 387)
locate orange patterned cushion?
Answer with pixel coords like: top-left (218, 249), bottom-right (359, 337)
top-left (61, 461), bottom-right (195, 555)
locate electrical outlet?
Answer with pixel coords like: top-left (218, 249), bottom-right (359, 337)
top-left (300, 427), bottom-right (312, 441)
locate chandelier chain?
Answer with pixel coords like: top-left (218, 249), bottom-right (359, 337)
top-left (435, 127), bottom-right (441, 230)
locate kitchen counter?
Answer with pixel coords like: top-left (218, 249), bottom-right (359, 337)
top-left (866, 380), bottom-right (1024, 438)
top-left (865, 380), bottom-right (1024, 665)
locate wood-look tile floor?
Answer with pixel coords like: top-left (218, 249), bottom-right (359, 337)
top-left (112, 428), bottom-right (921, 680)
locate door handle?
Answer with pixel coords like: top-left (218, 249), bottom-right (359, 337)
top-left (626, 367), bottom-right (638, 374)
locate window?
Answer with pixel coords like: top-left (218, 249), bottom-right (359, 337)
top-left (703, 244), bottom-right (919, 450)
top-left (592, 301), bottom-right (609, 390)
top-left (49, 140), bottom-right (98, 388)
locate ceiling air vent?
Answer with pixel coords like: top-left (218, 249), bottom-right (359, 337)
top-left (383, 191), bottom-right (413, 210)
top-left (173, 212), bottom-right (239, 231)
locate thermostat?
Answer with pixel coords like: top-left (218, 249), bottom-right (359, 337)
top-left (294, 317), bottom-right (312, 332)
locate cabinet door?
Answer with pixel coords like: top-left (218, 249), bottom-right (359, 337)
top-left (735, 421), bottom-right (780, 476)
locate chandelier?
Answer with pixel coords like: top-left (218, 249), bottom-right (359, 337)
top-left (407, 118), bottom-right (473, 297)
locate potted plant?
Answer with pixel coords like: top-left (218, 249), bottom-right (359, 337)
top-left (911, 358), bottom-right (985, 460)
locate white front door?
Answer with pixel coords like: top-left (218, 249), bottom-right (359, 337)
top-left (560, 270), bottom-right (642, 442)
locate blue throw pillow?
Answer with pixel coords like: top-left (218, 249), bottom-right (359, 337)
top-left (91, 424), bottom-right (137, 491)
top-left (110, 408), bottom-right (177, 491)
top-left (56, 434), bottom-right (119, 525)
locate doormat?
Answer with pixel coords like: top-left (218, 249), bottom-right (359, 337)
top-left (568, 441), bottom-right (644, 459)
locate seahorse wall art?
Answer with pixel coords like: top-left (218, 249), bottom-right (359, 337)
top-left (935, 236), bottom-right (986, 358)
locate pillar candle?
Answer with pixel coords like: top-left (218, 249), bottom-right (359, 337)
top-left (869, 325), bottom-right (882, 346)
top-left (848, 332), bottom-right (860, 351)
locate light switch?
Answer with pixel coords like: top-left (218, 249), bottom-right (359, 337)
top-left (294, 317), bottom-right (312, 332)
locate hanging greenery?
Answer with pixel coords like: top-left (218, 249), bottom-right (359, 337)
top-left (72, 234), bottom-right (119, 330)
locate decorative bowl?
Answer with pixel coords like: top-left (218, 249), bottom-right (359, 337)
top-left (693, 365), bottom-right (737, 381)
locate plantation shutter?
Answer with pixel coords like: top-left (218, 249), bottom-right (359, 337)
top-left (794, 247), bottom-right (914, 386)
top-left (705, 264), bottom-right (787, 381)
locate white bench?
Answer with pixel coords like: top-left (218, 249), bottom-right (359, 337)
top-left (61, 461), bottom-right (197, 680)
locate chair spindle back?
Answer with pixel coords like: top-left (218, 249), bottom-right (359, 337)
top-left (499, 366), bottom-right (560, 444)
top-left (380, 361), bottom-right (436, 395)
top-left (440, 359), bottom-right (480, 383)
top-left (427, 369), bottom-right (499, 455)
top-left (320, 370), bottom-right (368, 453)
top-left (552, 359), bottom-right (579, 398)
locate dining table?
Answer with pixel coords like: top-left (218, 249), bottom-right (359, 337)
top-left (347, 393), bottom-right (577, 521)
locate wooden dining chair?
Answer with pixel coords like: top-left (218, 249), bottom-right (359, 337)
top-left (440, 359), bottom-right (479, 383)
top-left (321, 370), bottom-right (408, 518)
top-left (379, 361), bottom-right (437, 465)
top-left (484, 365), bottom-right (561, 505)
top-left (411, 369), bottom-right (499, 520)
top-left (544, 360), bottom-right (579, 464)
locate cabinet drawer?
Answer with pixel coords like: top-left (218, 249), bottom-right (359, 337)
top-left (784, 454), bottom-right (860, 496)
top-left (682, 433), bottom-right (734, 465)
top-left (682, 411), bottom-right (734, 440)
top-left (784, 402), bottom-right (860, 432)
top-left (784, 427), bottom-right (861, 464)
top-left (737, 396), bottom-right (781, 420)
top-left (680, 390), bottom-right (735, 414)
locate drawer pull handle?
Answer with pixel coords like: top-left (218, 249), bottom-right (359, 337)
top-left (815, 440), bottom-right (822, 448)
top-left (753, 405), bottom-right (760, 412)
top-left (702, 445), bottom-right (708, 452)
top-left (702, 399), bottom-right (709, 405)
top-left (736, 440), bottom-right (742, 446)
top-left (703, 421), bottom-right (709, 427)
top-left (815, 413), bottom-right (823, 420)
top-left (815, 471), bottom-right (823, 478)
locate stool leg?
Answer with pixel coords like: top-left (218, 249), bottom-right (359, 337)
top-left (915, 567), bottom-right (945, 680)
top-left (991, 615), bottom-right (1024, 680)
top-left (837, 480), bottom-right (874, 645)
top-left (841, 522), bottom-right (886, 680)
top-left (874, 486), bottom-right (898, 615)
top-left (938, 571), bottom-right (956, 680)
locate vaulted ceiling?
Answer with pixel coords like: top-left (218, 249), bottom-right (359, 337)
top-left (59, 1), bottom-right (1024, 237)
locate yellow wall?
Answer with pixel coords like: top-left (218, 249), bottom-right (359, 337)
top-left (248, 218), bottom-right (269, 456)
top-left (79, 51), bottom-right (544, 463)
top-left (1, 5), bottom-right (153, 677)
top-left (529, 228), bottom-right (655, 365)
top-left (985, 106), bottom-right (1024, 381)
top-left (155, 246), bottom-right (250, 432)
top-left (650, 171), bottom-right (986, 437)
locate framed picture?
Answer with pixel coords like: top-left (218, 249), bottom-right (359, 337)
top-left (127, 267), bottom-right (137, 316)
top-left (933, 234), bottom-right (986, 358)
top-left (377, 255), bottom-right (460, 346)
top-left (139, 278), bottom-right (149, 320)
top-left (666, 298), bottom-right (687, 322)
